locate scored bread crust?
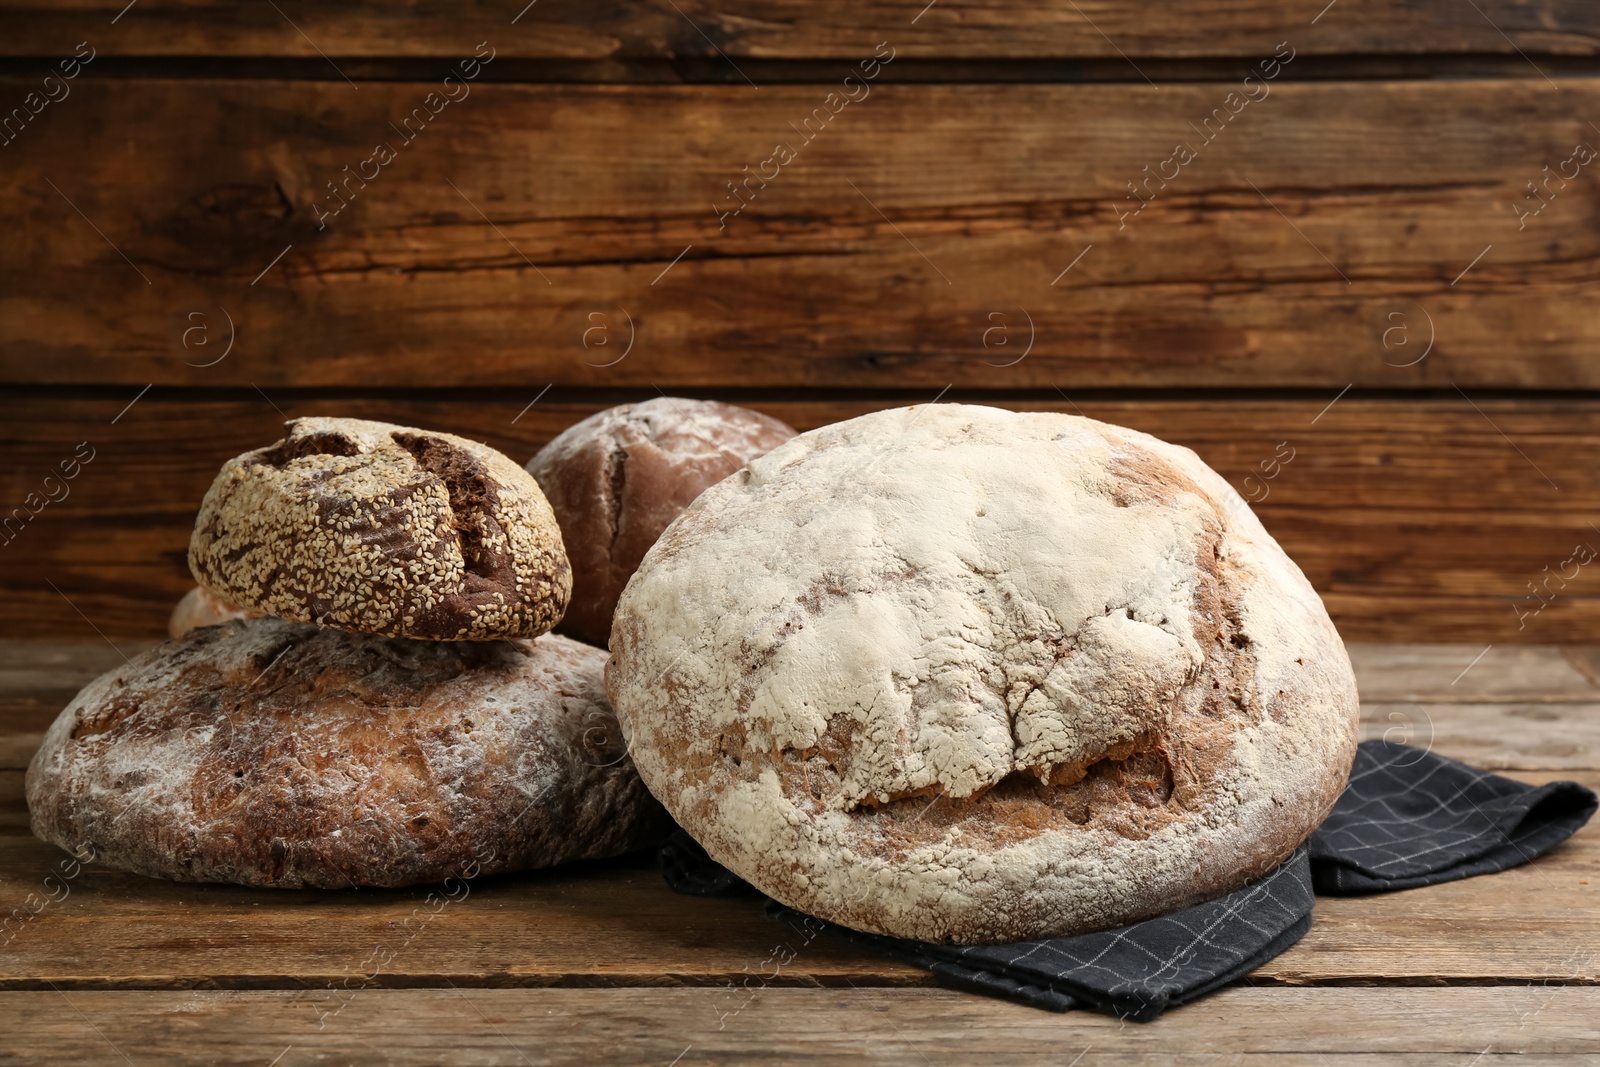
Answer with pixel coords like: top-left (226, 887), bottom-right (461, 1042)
top-left (526, 398), bottom-right (796, 647)
top-left (26, 619), bottom-right (671, 888)
top-left (606, 404), bottom-right (1359, 944)
top-left (190, 417), bottom-right (571, 641)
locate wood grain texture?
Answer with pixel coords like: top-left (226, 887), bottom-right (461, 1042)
top-left (4, 1), bottom-right (1600, 60)
top-left (1348, 646), bottom-right (1600, 705)
top-left (3, 987), bottom-right (1597, 1067)
top-left (3, 79), bottom-right (1599, 390)
top-left (0, 771), bottom-right (27, 834)
top-left (2, 394), bottom-right (1595, 640)
top-left (1, 770), bottom-right (1594, 989)
top-left (1360, 704), bottom-right (1600, 770)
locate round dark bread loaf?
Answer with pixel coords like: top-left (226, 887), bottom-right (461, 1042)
top-left (190, 417), bottom-right (571, 641)
top-left (526, 398), bottom-right (795, 647)
top-left (607, 404), bottom-right (1360, 943)
top-left (27, 618), bottom-right (669, 888)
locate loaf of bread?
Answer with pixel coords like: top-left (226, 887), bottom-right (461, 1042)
top-left (168, 585), bottom-right (258, 639)
top-left (190, 417), bottom-right (570, 641)
top-left (28, 619), bottom-right (670, 887)
top-left (607, 404), bottom-right (1360, 943)
top-left (526, 398), bottom-right (795, 646)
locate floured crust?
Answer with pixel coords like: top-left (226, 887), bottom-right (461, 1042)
top-left (527, 398), bottom-right (795, 647)
top-left (189, 417), bottom-right (571, 641)
top-left (26, 619), bottom-right (671, 888)
top-left (606, 404), bottom-right (1359, 944)
top-left (169, 586), bottom-right (259, 639)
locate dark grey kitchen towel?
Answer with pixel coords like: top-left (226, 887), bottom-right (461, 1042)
top-left (1308, 739), bottom-right (1598, 893)
top-left (660, 740), bottom-right (1595, 1020)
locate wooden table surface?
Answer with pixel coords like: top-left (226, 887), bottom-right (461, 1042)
top-left (2, 641), bottom-right (1597, 1064)
top-left (7, 0), bottom-right (1600, 646)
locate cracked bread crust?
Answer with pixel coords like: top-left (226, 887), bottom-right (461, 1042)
top-left (189, 417), bottom-right (571, 641)
top-left (606, 404), bottom-right (1359, 944)
top-left (526, 399), bottom-right (796, 647)
top-left (26, 618), bottom-right (672, 888)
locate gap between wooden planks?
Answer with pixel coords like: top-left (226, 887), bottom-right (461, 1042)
top-left (2, 395), bottom-right (1599, 641)
top-left (0, 642), bottom-right (1593, 991)
top-left (0, 0), bottom-right (1595, 59)
top-left (2, 987), bottom-right (1599, 1066)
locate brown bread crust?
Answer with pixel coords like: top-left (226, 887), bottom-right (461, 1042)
top-left (607, 405), bottom-right (1360, 943)
top-left (27, 619), bottom-right (670, 888)
top-left (526, 398), bottom-right (795, 647)
top-left (190, 417), bottom-right (571, 641)
top-left (168, 585), bottom-right (258, 639)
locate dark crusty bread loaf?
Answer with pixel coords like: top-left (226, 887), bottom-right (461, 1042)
top-left (607, 404), bottom-right (1359, 943)
top-left (526, 398), bottom-right (794, 647)
top-left (27, 618), bottom-right (670, 888)
top-left (190, 417), bottom-right (571, 641)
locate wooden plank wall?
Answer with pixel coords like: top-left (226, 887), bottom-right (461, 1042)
top-left (1, 1), bottom-right (1598, 640)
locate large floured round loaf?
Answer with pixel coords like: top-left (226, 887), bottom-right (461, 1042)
top-left (526, 398), bottom-right (796, 647)
top-left (190, 417), bottom-right (571, 641)
top-left (27, 618), bottom-right (670, 887)
top-left (607, 404), bottom-right (1359, 943)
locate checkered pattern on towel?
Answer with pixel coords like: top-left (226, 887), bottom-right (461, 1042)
top-left (1308, 740), bottom-right (1597, 893)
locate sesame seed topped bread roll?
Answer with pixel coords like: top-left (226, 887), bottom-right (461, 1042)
top-left (527, 398), bottom-right (796, 647)
top-left (26, 619), bottom-right (670, 888)
top-left (606, 404), bottom-right (1360, 944)
top-left (189, 417), bottom-right (571, 641)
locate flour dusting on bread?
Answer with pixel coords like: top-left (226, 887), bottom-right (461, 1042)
top-left (607, 404), bottom-right (1359, 943)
